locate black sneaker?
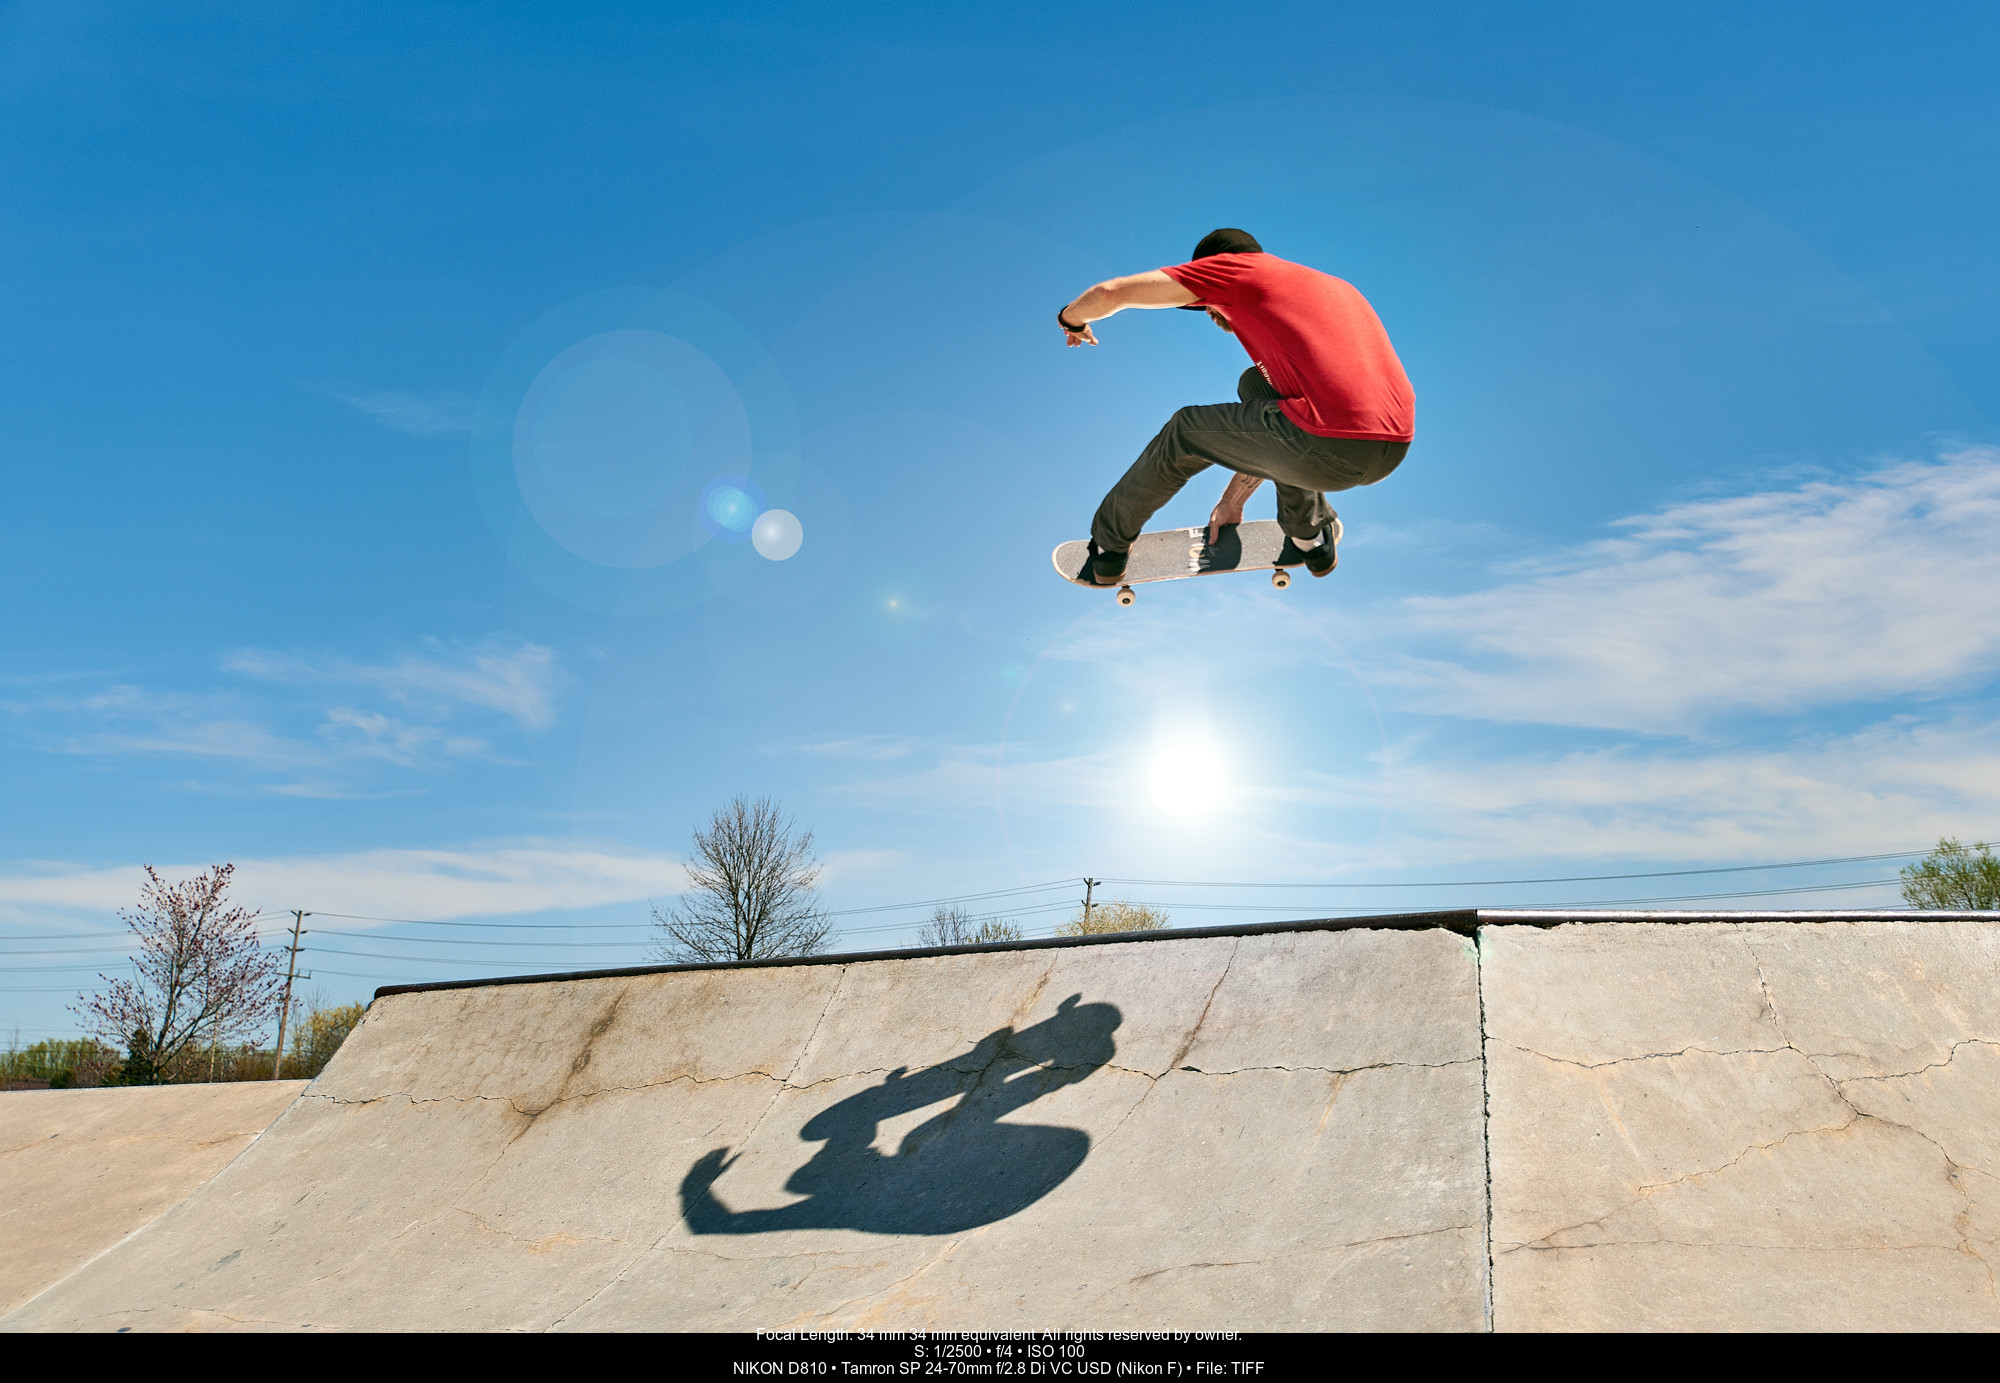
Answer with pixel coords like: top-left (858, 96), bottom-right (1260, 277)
top-left (1277, 518), bottom-right (1342, 577)
top-left (1089, 543), bottom-right (1129, 586)
top-left (1303, 528), bottom-right (1337, 577)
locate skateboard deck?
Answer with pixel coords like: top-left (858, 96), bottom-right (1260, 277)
top-left (1053, 520), bottom-right (1317, 606)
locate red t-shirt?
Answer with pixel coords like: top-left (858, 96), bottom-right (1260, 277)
top-left (1161, 253), bottom-right (1414, 442)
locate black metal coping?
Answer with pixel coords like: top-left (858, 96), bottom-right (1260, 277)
top-left (370, 907), bottom-right (2000, 1001)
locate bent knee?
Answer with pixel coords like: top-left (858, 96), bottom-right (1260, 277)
top-left (1152, 406), bottom-right (1206, 445)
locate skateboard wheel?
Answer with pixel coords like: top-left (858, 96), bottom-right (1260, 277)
top-left (1272, 569), bottom-right (1290, 589)
top-left (1116, 586), bottom-right (1135, 606)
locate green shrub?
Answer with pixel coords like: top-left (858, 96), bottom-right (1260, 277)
top-left (1, 1039), bottom-right (122, 1088)
top-left (1901, 839), bottom-right (2000, 911)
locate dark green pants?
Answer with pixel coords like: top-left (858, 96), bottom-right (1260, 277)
top-left (1091, 367), bottom-right (1409, 552)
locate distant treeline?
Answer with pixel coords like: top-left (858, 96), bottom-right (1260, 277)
top-left (2, 1001), bottom-right (364, 1090)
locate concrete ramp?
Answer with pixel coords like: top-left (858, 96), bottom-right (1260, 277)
top-left (0, 1081), bottom-right (307, 1315)
top-left (6, 913), bottom-right (1998, 1331)
top-left (1, 928), bottom-right (1486, 1331)
top-left (1484, 918), bottom-right (2000, 1331)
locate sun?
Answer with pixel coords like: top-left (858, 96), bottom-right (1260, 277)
top-left (1147, 740), bottom-right (1225, 817)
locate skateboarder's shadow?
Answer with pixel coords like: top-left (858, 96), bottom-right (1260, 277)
top-left (679, 994), bottom-right (1120, 1236)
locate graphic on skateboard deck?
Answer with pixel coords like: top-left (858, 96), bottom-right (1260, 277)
top-left (1052, 519), bottom-right (1323, 606)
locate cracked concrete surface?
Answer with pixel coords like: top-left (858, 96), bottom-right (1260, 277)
top-left (1485, 921), bottom-right (2000, 1331)
top-left (0, 928), bottom-right (1486, 1332)
top-left (10, 919), bottom-right (1989, 1332)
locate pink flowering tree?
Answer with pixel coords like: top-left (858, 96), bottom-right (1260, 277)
top-left (74, 864), bottom-right (284, 1083)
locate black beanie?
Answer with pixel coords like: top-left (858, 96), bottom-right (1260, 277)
top-left (1192, 228), bottom-right (1262, 258)
top-left (1179, 229), bottom-right (1262, 309)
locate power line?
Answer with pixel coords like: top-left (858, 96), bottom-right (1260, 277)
top-left (302, 948), bottom-right (609, 966)
top-left (287, 880), bottom-right (1905, 969)
top-left (20, 880), bottom-right (1907, 971)
top-left (1512, 880), bottom-right (1902, 908)
top-left (1, 922), bottom-right (296, 943)
top-left (0, 850), bottom-right (1933, 945)
top-left (0, 851), bottom-right (1940, 990)
top-left (306, 934), bottom-right (653, 950)
top-left (0, 932), bottom-right (134, 941)
top-left (1099, 849), bottom-right (1930, 890)
top-left (294, 879), bottom-right (1082, 930)
top-left (825, 878), bottom-right (1083, 918)
top-left (1013, 877), bottom-right (1905, 916)
top-left (304, 911), bottom-right (657, 930)
top-left (835, 900), bottom-right (1081, 938)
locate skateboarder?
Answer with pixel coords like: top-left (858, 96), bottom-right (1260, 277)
top-left (1057, 229), bottom-right (1413, 585)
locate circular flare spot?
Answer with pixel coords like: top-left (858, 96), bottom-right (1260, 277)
top-left (752, 509), bottom-right (805, 560)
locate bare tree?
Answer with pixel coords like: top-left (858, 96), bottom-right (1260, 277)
top-left (918, 904), bottom-right (1024, 946)
top-left (74, 864), bottom-right (284, 1084)
top-left (1055, 898), bottom-right (1171, 936)
top-left (651, 797), bottom-right (833, 962)
top-left (1901, 838), bottom-right (2000, 910)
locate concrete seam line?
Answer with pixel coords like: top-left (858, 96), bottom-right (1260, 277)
top-left (1474, 925), bottom-right (1495, 1335)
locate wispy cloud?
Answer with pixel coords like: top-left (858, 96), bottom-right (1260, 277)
top-left (819, 849), bottom-right (907, 881)
top-left (0, 841), bottom-right (687, 924)
top-left (54, 686), bottom-right (312, 766)
top-left (1379, 446), bottom-right (2000, 732)
top-left (797, 735), bottom-right (918, 761)
top-left (227, 637), bottom-right (562, 730)
top-left (23, 686), bottom-right (496, 782)
top-left (317, 708), bottom-right (488, 766)
top-left (318, 386), bottom-right (474, 436)
top-left (803, 708), bottom-right (2000, 879)
top-left (1372, 713), bottom-right (2000, 865)
top-left (2, 637), bottom-right (562, 792)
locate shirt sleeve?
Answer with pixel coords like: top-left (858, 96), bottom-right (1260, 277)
top-left (1159, 254), bottom-right (1253, 306)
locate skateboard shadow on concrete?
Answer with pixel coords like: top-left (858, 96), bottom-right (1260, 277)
top-left (679, 994), bottom-right (1121, 1236)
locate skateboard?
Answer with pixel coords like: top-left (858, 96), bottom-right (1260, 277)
top-left (1052, 519), bottom-right (1323, 606)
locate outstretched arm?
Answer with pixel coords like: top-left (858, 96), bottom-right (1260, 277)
top-left (1059, 270), bottom-right (1198, 345)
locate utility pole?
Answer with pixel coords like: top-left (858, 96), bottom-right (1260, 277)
top-left (1082, 878), bottom-right (1100, 930)
top-left (271, 911), bottom-right (310, 1080)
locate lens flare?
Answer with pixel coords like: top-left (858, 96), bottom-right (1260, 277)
top-left (698, 474), bottom-right (766, 541)
top-left (752, 508), bottom-right (804, 560)
top-left (706, 486), bottom-right (755, 531)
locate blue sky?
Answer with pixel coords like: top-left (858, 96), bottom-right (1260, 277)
top-left (5, 3), bottom-right (1998, 1040)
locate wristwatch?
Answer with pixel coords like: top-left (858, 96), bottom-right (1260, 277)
top-left (1058, 306), bottom-right (1087, 333)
